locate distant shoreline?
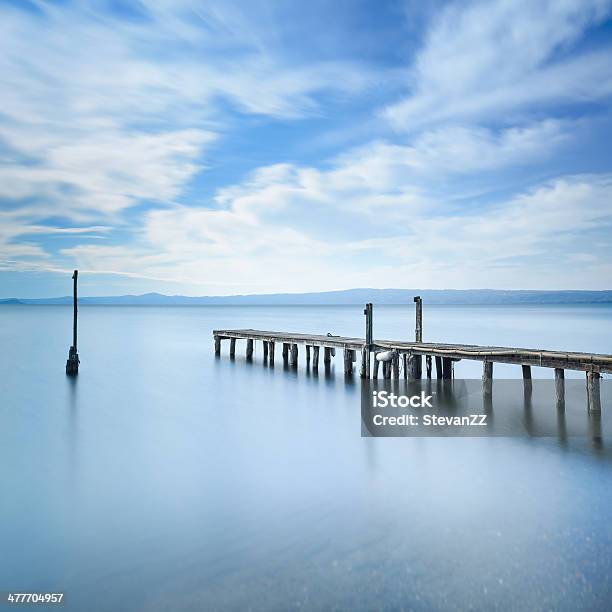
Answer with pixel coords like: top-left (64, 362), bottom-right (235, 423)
top-left (2, 288), bottom-right (612, 306)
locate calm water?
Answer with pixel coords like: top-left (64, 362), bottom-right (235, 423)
top-left (1, 304), bottom-right (611, 611)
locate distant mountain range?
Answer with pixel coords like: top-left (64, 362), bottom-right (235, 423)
top-left (2, 289), bottom-right (612, 305)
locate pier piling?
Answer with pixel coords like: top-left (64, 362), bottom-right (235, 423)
top-left (269, 341), bottom-right (275, 365)
top-left (290, 344), bottom-right (298, 367)
top-left (229, 338), bottom-right (236, 358)
top-left (313, 346), bottom-right (320, 369)
top-left (555, 368), bottom-right (565, 409)
top-left (246, 339), bottom-right (254, 360)
top-left (483, 361), bottom-right (493, 395)
top-left (586, 371), bottom-right (601, 413)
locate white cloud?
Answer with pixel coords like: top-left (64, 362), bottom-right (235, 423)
top-left (385, 0), bottom-right (612, 129)
top-left (0, 0), bottom-right (374, 222)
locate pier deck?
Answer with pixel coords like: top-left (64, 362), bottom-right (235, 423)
top-left (213, 329), bottom-right (612, 374)
top-left (213, 325), bottom-right (609, 411)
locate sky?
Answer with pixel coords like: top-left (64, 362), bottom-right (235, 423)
top-left (1, 0), bottom-right (612, 297)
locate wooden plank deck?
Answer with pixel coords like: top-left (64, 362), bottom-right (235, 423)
top-left (213, 329), bottom-right (612, 373)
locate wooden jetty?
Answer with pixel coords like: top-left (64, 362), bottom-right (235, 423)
top-left (213, 300), bottom-right (610, 412)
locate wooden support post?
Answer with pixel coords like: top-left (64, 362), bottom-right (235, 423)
top-left (482, 361), bottom-right (493, 395)
top-left (229, 338), bottom-right (236, 358)
top-left (402, 353), bottom-right (408, 380)
top-left (411, 354), bottom-right (422, 379)
top-left (306, 345), bottom-right (311, 365)
top-left (373, 355), bottom-right (380, 379)
top-left (65, 269), bottom-right (80, 376)
top-left (435, 356), bottom-right (443, 379)
top-left (442, 357), bottom-right (452, 380)
top-left (344, 348), bottom-right (353, 375)
top-left (522, 365), bottom-right (531, 384)
top-left (324, 347), bottom-right (332, 364)
top-left (426, 356), bottom-right (432, 379)
top-left (289, 343), bottom-right (298, 367)
top-left (555, 368), bottom-right (565, 409)
top-left (214, 335), bottom-right (221, 356)
top-left (383, 360), bottom-right (391, 379)
top-left (392, 352), bottom-right (399, 378)
top-left (414, 296), bottom-right (422, 343)
top-left (269, 341), bottom-right (275, 366)
top-left (282, 343), bottom-right (290, 363)
top-left (586, 371), bottom-right (601, 413)
top-left (246, 339), bottom-right (254, 360)
top-left (263, 340), bottom-right (268, 361)
top-left (360, 346), bottom-right (369, 378)
top-left (313, 346), bottom-right (320, 369)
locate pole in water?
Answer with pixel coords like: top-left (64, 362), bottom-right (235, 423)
top-left (65, 270), bottom-right (80, 376)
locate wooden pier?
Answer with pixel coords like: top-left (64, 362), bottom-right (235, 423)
top-left (213, 301), bottom-right (610, 412)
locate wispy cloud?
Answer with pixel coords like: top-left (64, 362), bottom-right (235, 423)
top-left (385, 0), bottom-right (612, 129)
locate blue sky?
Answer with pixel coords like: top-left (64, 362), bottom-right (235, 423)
top-left (1, 0), bottom-right (612, 297)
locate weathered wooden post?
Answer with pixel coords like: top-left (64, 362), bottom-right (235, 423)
top-left (586, 371), bottom-right (601, 413)
top-left (306, 345), bottom-right (311, 365)
top-left (482, 361), bottom-right (493, 396)
top-left (65, 270), bottom-right (80, 375)
top-left (343, 348), bottom-right (353, 375)
top-left (229, 338), bottom-right (236, 358)
top-left (246, 338), bottom-right (254, 360)
top-left (324, 347), bottom-right (332, 365)
top-left (442, 357), bottom-right (452, 379)
top-left (282, 343), bottom-right (290, 363)
top-left (392, 352), bottom-right (400, 378)
top-left (313, 346), bottom-right (320, 370)
top-left (426, 356), bottom-right (432, 379)
top-left (555, 368), bottom-right (565, 409)
top-left (289, 343), bottom-right (298, 367)
top-left (360, 346), bottom-right (368, 377)
top-left (263, 340), bottom-right (269, 361)
top-left (522, 365), bottom-right (532, 388)
top-left (414, 296), bottom-right (422, 342)
top-left (214, 335), bottom-right (221, 356)
top-left (362, 303), bottom-right (373, 378)
top-left (412, 296), bottom-right (422, 379)
top-left (269, 341), bottom-right (275, 365)
top-left (435, 356), bottom-right (443, 379)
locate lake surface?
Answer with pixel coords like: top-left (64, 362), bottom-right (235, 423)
top-left (1, 304), bottom-right (612, 611)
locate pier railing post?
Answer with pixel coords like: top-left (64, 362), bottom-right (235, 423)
top-left (412, 296), bottom-right (422, 379)
top-left (363, 303), bottom-right (373, 379)
top-left (414, 296), bottom-right (422, 343)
